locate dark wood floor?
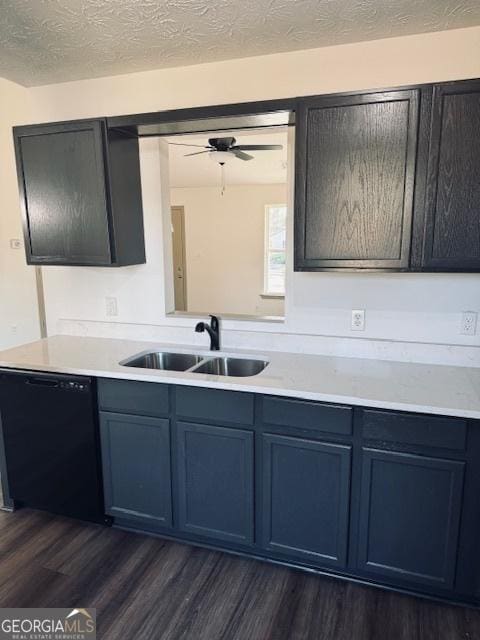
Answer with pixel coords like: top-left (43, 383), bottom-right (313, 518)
top-left (0, 509), bottom-right (478, 640)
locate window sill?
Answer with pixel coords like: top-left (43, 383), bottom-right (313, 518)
top-left (260, 293), bottom-right (285, 300)
top-left (166, 310), bottom-right (285, 323)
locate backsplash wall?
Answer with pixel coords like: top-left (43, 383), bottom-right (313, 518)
top-left (22, 27), bottom-right (480, 366)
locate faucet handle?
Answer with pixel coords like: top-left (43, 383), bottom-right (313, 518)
top-left (209, 314), bottom-right (220, 329)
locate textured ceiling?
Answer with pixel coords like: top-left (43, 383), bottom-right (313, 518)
top-left (1, 0), bottom-right (480, 87)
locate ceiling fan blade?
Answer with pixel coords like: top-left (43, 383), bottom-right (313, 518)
top-left (168, 142), bottom-right (210, 148)
top-left (233, 145), bottom-right (283, 151)
top-left (232, 150), bottom-right (254, 161)
top-left (184, 150), bottom-right (211, 157)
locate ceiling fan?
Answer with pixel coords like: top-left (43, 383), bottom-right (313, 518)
top-left (168, 136), bottom-right (283, 162)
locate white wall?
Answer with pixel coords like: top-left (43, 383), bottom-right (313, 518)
top-left (170, 185), bottom-right (286, 317)
top-left (6, 26), bottom-right (480, 365)
top-left (0, 78), bottom-right (40, 349)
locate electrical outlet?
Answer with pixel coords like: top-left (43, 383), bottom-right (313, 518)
top-left (10, 239), bottom-right (21, 250)
top-left (460, 311), bottom-right (477, 336)
top-left (351, 309), bottom-right (365, 331)
top-left (105, 297), bottom-right (118, 317)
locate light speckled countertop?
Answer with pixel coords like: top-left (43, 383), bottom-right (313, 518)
top-left (0, 335), bottom-right (479, 419)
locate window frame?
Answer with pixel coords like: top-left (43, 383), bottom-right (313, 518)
top-left (263, 203), bottom-right (287, 298)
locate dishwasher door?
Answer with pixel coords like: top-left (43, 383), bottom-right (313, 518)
top-left (0, 369), bottom-right (105, 523)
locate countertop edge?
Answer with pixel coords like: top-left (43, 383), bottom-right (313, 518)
top-left (1, 359), bottom-right (478, 421)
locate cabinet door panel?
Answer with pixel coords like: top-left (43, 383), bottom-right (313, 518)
top-left (100, 412), bottom-right (172, 527)
top-left (422, 81), bottom-right (480, 270)
top-left (295, 90), bottom-right (419, 270)
top-left (15, 121), bottom-right (112, 265)
top-left (261, 433), bottom-right (351, 567)
top-left (358, 448), bottom-right (464, 588)
top-left (176, 422), bottom-right (254, 545)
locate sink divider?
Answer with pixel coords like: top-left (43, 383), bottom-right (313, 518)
top-left (186, 357), bottom-right (215, 373)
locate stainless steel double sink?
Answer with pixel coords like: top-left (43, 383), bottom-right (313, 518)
top-left (120, 350), bottom-right (268, 377)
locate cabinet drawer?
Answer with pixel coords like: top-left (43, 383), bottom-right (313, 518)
top-left (175, 386), bottom-right (254, 425)
top-left (98, 378), bottom-right (169, 417)
top-left (262, 396), bottom-right (352, 436)
top-left (362, 409), bottom-right (467, 451)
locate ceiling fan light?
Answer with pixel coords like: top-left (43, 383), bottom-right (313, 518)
top-left (209, 151), bottom-right (231, 164)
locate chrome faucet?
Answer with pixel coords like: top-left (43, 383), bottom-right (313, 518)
top-left (195, 315), bottom-right (220, 351)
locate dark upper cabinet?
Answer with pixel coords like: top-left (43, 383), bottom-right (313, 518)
top-left (13, 120), bottom-right (145, 266)
top-left (418, 80), bottom-right (480, 271)
top-left (295, 89), bottom-right (419, 271)
top-left (357, 448), bottom-right (465, 589)
top-left (261, 433), bottom-right (351, 568)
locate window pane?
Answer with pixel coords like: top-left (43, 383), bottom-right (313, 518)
top-left (269, 206), bottom-right (287, 250)
top-left (267, 251), bottom-right (286, 294)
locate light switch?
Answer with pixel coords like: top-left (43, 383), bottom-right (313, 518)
top-left (105, 297), bottom-right (118, 317)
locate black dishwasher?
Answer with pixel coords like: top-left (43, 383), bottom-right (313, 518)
top-left (0, 369), bottom-right (105, 523)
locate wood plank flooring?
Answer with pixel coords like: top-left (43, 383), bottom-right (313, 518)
top-left (0, 508), bottom-right (478, 640)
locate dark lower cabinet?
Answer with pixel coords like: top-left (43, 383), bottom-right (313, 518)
top-left (357, 448), bottom-right (465, 589)
top-left (261, 433), bottom-right (351, 567)
top-left (100, 412), bottom-right (172, 528)
top-left (176, 422), bottom-right (254, 545)
top-left (94, 380), bottom-right (480, 605)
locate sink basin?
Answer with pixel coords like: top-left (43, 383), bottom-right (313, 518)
top-left (121, 351), bottom-right (203, 371)
top-left (192, 357), bottom-right (268, 377)
top-left (120, 350), bottom-right (268, 377)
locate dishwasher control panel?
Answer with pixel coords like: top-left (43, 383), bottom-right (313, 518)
top-left (59, 380), bottom-right (89, 392)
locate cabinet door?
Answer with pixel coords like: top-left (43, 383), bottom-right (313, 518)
top-left (261, 433), bottom-right (351, 567)
top-left (176, 422), bottom-right (254, 545)
top-left (14, 120), bottom-right (113, 265)
top-left (295, 90), bottom-right (419, 270)
top-left (421, 80), bottom-right (480, 270)
top-left (357, 448), bottom-right (465, 589)
top-left (100, 412), bottom-right (172, 528)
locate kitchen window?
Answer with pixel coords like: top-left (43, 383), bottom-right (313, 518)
top-left (264, 204), bottom-right (287, 297)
